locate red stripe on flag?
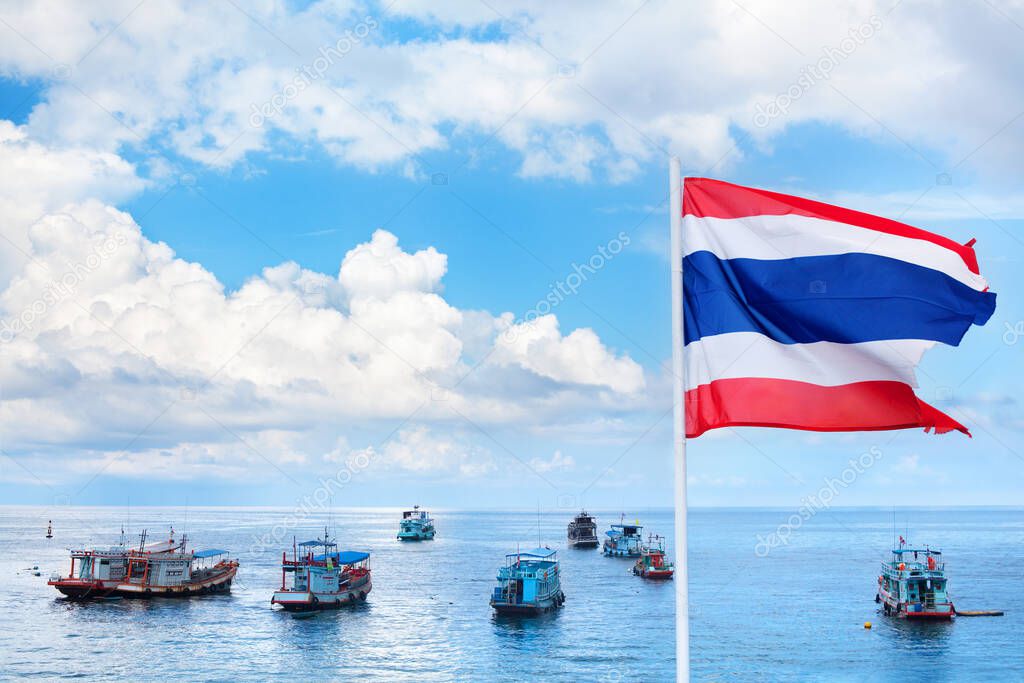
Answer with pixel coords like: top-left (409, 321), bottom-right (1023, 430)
top-left (682, 177), bottom-right (980, 274)
top-left (685, 377), bottom-right (968, 438)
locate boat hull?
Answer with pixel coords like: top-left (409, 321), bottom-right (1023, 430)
top-left (490, 590), bottom-right (565, 615)
top-left (115, 563), bottom-right (238, 599)
top-left (272, 578), bottom-right (372, 611)
top-left (397, 530), bottom-right (435, 541)
top-left (603, 544), bottom-right (641, 558)
top-left (905, 610), bottom-right (955, 621)
top-left (48, 578), bottom-right (119, 599)
top-left (568, 538), bottom-right (599, 549)
top-left (634, 568), bottom-right (674, 580)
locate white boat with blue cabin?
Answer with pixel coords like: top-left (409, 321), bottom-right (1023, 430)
top-left (876, 541), bottom-right (954, 620)
top-left (397, 505), bottom-right (436, 541)
top-left (270, 530), bottom-right (371, 612)
top-left (490, 547), bottom-right (565, 615)
top-left (603, 520), bottom-right (644, 557)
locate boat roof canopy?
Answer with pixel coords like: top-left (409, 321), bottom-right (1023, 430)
top-left (507, 547), bottom-right (556, 559)
top-left (193, 549), bottom-right (227, 558)
top-left (893, 548), bottom-right (941, 554)
top-left (313, 550), bottom-right (370, 564)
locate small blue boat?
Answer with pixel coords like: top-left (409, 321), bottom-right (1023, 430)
top-left (397, 505), bottom-right (436, 541)
top-left (489, 547), bottom-right (565, 615)
top-left (875, 542), bottom-right (954, 620)
top-left (603, 520), bottom-right (644, 558)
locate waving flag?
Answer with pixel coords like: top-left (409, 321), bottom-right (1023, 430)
top-left (682, 177), bottom-right (996, 438)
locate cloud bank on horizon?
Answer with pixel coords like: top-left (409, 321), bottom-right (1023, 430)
top-left (0, 0), bottom-right (1021, 503)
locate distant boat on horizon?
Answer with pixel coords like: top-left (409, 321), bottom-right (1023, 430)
top-left (397, 505), bottom-right (436, 541)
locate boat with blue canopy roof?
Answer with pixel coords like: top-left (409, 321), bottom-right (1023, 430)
top-left (271, 528), bottom-right (372, 612)
top-left (603, 517), bottom-right (644, 558)
top-left (875, 539), bottom-right (954, 620)
top-left (489, 547), bottom-right (565, 615)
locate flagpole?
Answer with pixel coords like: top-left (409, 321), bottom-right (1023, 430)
top-left (669, 156), bottom-right (690, 683)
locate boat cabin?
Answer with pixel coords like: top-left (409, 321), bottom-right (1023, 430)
top-left (67, 548), bottom-right (128, 582)
top-left (490, 547), bottom-right (564, 613)
top-left (878, 547), bottom-right (953, 619)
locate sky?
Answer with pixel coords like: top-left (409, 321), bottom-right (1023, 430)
top-left (0, 0), bottom-right (1021, 512)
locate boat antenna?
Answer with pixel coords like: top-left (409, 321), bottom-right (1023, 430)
top-left (537, 501), bottom-right (541, 549)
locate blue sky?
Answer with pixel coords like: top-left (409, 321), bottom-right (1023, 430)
top-left (0, 1), bottom-right (1021, 511)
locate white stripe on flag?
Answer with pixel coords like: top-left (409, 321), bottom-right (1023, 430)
top-left (685, 332), bottom-right (933, 392)
top-left (683, 214), bottom-right (987, 291)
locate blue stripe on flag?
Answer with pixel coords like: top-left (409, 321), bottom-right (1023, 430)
top-left (684, 251), bottom-right (996, 346)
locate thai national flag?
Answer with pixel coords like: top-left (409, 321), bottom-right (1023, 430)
top-left (683, 178), bottom-right (996, 438)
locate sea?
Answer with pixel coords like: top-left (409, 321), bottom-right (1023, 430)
top-left (0, 506), bottom-right (1021, 682)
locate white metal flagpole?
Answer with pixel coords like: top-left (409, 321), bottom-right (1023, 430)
top-left (669, 156), bottom-right (690, 683)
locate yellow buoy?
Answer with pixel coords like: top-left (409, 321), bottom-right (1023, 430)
top-left (864, 622), bottom-right (872, 629)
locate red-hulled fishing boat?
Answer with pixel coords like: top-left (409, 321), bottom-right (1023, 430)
top-left (50, 528), bottom-right (238, 599)
top-left (632, 534), bottom-right (675, 580)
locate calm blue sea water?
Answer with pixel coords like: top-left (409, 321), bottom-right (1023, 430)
top-left (0, 506), bottom-right (1021, 681)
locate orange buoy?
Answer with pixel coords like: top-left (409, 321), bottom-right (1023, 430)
top-left (864, 622), bottom-right (872, 629)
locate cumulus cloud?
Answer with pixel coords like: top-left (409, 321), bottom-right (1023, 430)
top-left (0, 132), bottom-right (645, 476)
top-left (0, 121), bottom-right (145, 283)
top-left (371, 425), bottom-right (496, 477)
top-left (0, 2), bottom-right (1020, 185)
top-left (495, 315), bottom-right (644, 394)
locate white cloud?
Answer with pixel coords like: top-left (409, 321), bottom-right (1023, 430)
top-left (339, 229), bottom-right (447, 300)
top-left (528, 449), bottom-right (575, 473)
top-left (494, 315), bottom-right (644, 394)
top-left (0, 121), bottom-right (145, 284)
top-left (0, 2), bottom-right (1021, 185)
top-left (0, 148), bottom-right (645, 476)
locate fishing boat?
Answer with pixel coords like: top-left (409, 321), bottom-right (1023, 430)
top-left (602, 519), bottom-right (644, 557)
top-left (397, 505), bottom-right (436, 541)
top-left (489, 547), bottom-right (565, 615)
top-left (48, 529), bottom-right (130, 599)
top-left (271, 530), bottom-right (372, 612)
top-left (50, 528), bottom-right (238, 599)
top-left (875, 540), bottom-right (954, 620)
top-left (632, 534), bottom-right (674, 579)
top-left (567, 510), bottom-right (598, 548)
top-left (114, 529), bottom-right (236, 598)
top-left (46, 520), bottom-right (53, 539)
